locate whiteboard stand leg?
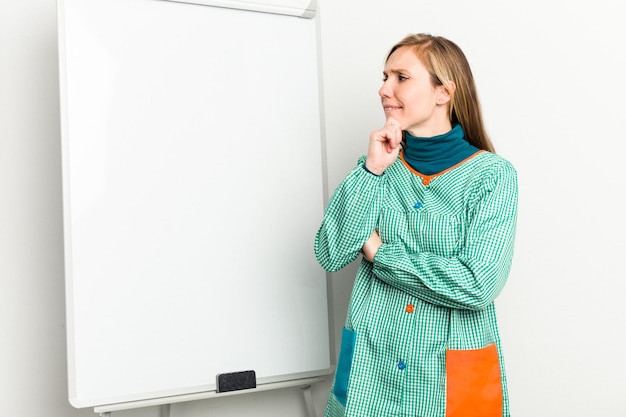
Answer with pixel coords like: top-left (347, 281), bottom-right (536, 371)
top-left (158, 404), bottom-right (171, 417)
top-left (300, 385), bottom-right (317, 417)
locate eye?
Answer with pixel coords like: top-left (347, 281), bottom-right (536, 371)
top-left (398, 74), bottom-right (408, 81)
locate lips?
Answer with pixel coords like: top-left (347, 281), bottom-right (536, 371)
top-left (383, 105), bottom-right (402, 111)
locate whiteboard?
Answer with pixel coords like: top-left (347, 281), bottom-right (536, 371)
top-left (57, 0), bottom-right (330, 408)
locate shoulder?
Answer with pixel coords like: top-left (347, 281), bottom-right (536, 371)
top-left (473, 151), bottom-right (516, 172)
top-left (463, 152), bottom-right (518, 213)
top-left (470, 151), bottom-right (517, 186)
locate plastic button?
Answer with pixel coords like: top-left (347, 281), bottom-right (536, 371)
top-left (398, 361), bottom-right (406, 370)
top-left (413, 202), bottom-right (423, 209)
top-left (405, 304), bottom-right (414, 313)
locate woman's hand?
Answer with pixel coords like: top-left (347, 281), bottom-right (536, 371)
top-left (362, 230), bottom-right (382, 262)
top-left (365, 117), bottom-right (402, 175)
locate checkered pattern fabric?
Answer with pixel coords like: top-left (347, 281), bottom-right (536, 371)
top-left (315, 151), bottom-right (518, 417)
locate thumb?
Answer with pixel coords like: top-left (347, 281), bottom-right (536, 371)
top-left (385, 117), bottom-right (400, 128)
top-left (384, 117), bottom-right (402, 149)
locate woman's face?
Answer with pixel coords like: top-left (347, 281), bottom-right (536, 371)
top-left (379, 46), bottom-right (451, 137)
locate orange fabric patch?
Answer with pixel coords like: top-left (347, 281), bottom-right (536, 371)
top-left (446, 343), bottom-right (502, 417)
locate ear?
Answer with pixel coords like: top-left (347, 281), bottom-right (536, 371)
top-left (436, 82), bottom-right (454, 105)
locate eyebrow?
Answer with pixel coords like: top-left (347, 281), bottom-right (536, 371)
top-left (383, 68), bottom-right (410, 75)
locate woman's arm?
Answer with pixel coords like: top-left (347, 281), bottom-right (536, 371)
top-left (314, 159), bottom-right (385, 272)
top-left (315, 118), bottom-right (402, 272)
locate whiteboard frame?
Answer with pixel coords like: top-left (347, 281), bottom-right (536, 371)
top-left (94, 375), bottom-right (328, 413)
top-left (161, 0), bottom-right (317, 18)
top-left (58, 0), bottom-right (331, 410)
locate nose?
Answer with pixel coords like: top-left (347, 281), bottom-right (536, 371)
top-left (379, 80), bottom-right (392, 99)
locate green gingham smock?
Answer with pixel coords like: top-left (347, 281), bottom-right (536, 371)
top-left (315, 150), bottom-right (518, 417)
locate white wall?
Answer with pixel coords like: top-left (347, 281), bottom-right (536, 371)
top-left (2, 0), bottom-right (625, 416)
top-left (0, 2), bottom-right (89, 416)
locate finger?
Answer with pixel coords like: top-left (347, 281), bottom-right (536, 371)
top-left (385, 117), bottom-right (400, 128)
top-left (386, 140), bottom-right (401, 153)
top-left (384, 120), bottom-right (402, 149)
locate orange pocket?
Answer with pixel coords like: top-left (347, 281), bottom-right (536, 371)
top-left (446, 343), bottom-right (502, 417)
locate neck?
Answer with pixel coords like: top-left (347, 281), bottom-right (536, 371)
top-left (401, 124), bottom-right (480, 176)
top-left (405, 120), bottom-right (453, 138)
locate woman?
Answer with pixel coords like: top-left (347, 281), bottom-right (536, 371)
top-left (315, 33), bottom-right (518, 417)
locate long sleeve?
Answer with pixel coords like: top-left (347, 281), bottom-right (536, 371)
top-left (373, 159), bottom-right (518, 311)
top-left (314, 158), bottom-right (385, 272)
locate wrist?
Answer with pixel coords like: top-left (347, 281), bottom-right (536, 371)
top-left (363, 162), bottom-right (384, 176)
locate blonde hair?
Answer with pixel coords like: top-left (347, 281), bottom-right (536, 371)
top-left (387, 33), bottom-right (495, 153)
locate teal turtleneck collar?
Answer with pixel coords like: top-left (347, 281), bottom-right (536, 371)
top-left (401, 124), bottom-right (480, 176)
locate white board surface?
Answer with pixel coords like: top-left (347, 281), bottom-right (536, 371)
top-left (58, 0), bottom-right (330, 408)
